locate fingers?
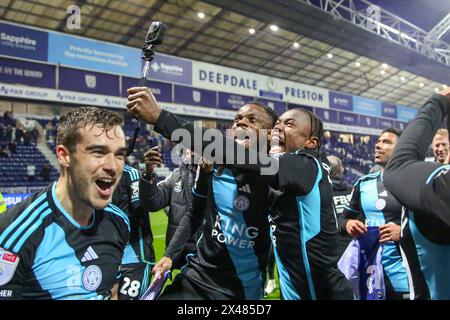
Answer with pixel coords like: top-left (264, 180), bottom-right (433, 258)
top-left (127, 89), bottom-right (150, 112)
top-left (351, 226), bottom-right (365, 237)
top-left (152, 262), bottom-right (161, 275)
top-left (127, 91), bottom-right (149, 102)
top-left (152, 257), bottom-right (172, 276)
top-left (346, 220), bottom-right (367, 237)
top-left (379, 223), bottom-right (401, 243)
top-left (127, 88), bottom-right (158, 105)
top-left (353, 221), bottom-right (367, 234)
top-left (126, 87), bottom-right (162, 124)
top-left (145, 155), bottom-right (162, 162)
top-left (199, 156), bottom-right (211, 165)
top-left (146, 159), bottom-right (162, 167)
top-left (144, 159), bottom-right (162, 172)
top-left (144, 147), bottom-right (161, 158)
top-left (379, 224), bottom-right (389, 234)
top-left (126, 99), bottom-right (141, 115)
top-left (152, 261), bottom-right (166, 276)
top-left (198, 157), bottom-right (214, 172)
top-left (144, 150), bottom-right (162, 165)
top-left (379, 230), bottom-right (392, 243)
top-left (127, 87), bottom-right (149, 95)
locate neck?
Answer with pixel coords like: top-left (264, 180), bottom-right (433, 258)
top-left (55, 176), bottom-right (93, 226)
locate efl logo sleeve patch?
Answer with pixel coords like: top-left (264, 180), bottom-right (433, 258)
top-left (0, 248), bottom-right (20, 286)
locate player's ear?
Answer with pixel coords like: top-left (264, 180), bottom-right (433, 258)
top-left (305, 137), bottom-right (319, 150)
top-left (56, 145), bottom-right (71, 167)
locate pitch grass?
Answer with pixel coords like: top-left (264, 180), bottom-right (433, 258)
top-left (149, 210), bottom-right (280, 300)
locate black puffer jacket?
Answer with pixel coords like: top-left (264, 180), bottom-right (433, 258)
top-left (140, 163), bottom-right (198, 250)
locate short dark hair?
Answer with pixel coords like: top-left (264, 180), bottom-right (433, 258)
top-left (247, 101), bottom-right (279, 127)
top-left (381, 127), bottom-right (402, 137)
top-left (57, 107), bottom-right (123, 152)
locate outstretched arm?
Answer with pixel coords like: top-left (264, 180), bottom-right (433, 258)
top-left (127, 87), bottom-right (320, 195)
top-left (127, 87), bottom-right (277, 176)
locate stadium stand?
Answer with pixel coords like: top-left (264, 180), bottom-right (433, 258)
top-left (1, 111), bottom-right (376, 190)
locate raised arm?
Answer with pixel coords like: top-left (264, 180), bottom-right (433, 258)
top-left (139, 147), bottom-right (174, 212)
top-left (384, 92), bottom-right (450, 228)
top-left (127, 87), bottom-right (277, 176)
top-left (127, 87), bottom-right (325, 196)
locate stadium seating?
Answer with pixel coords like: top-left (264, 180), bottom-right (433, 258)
top-left (0, 144), bottom-right (59, 187)
top-left (1, 114), bottom-right (380, 189)
top-left (323, 132), bottom-right (376, 185)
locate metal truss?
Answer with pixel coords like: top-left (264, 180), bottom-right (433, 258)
top-left (299, 0), bottom-right (450, 66)
top-left (429, 12), bottom-right (450, 40)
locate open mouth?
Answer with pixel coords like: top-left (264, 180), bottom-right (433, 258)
top-left (95, 178), bottom-right (116, 197)
top-left (235, 137), bottom-right (250, 146)
top-left (234, 129), bottom-right (250, 146)
top-left (270, 134), bottom-right (285, 154)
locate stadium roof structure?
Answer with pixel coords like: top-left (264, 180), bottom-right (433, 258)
top-left (1, 0), bottom-right (450, 108)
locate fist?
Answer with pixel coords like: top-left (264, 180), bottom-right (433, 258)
top-left (127, 87), bottom-right (162, 124)
top-left (144, 146), bottom-right (162, 174)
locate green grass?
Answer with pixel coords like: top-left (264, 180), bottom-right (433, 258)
top-left (149, 210), bottom-right (280, 299)
top-left (150, 210), bottom-right (180, 286)
top-left (150, 209), bottom-right (169, 261)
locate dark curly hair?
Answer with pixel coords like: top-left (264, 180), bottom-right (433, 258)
top-left (296, 108), bottom-right (324, 150)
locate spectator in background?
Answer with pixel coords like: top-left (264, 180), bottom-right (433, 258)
top-left (44, 121), bottom-right (57, 144)
top-left (15, 127), bottom-right (25, 144)
top-left (432, 129), bottom-right (449, 164)
top-left (5, 124), bottom-right (15, 153)
top-left (327, 155), bottom-right (353, 258)
top-left (31, 127), bottom-right (39, 145)
top-left (0, 145), bottom-right (11, 158)
top-left (0, 123), bottom-right (6, 145)
top-left (23, 130), bottom-right (32, 145)
top-left (338, 128), bottom-right (409, 300)
top-left (27, 162), bottom-right (36, 182)
top-left (3, 111), bottom-right (16, 127)
top-left (23, 118), bottom-right (35, 132)
top-left (40, 163), bottom-right (51, 182)
top-left (140, 147), bottom-right (199, 257)
top-left (5, 124), bottom-right (12, 143)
